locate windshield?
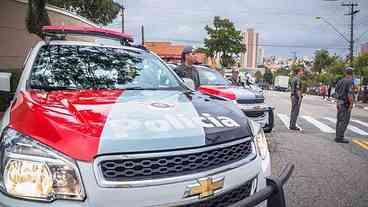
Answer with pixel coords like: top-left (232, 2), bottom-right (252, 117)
top-left (198, 68), bottom-right (230, 86)
top-left (29, 45), bottom-right (181, 90)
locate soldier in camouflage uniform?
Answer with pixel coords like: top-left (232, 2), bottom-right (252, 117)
top-left (334, 67), bottom-right (354, 143)
top-left (289, 67), bottom-right (304, 131)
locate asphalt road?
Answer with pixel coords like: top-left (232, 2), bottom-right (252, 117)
top-left (265, 91), bottom-right (368, 207)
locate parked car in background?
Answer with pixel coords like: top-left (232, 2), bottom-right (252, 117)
top-left (192, 65), bottom-right (275, 133)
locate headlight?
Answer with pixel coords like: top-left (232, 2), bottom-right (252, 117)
top-left (0, 128), bottom-right (85, 201)
top-left (249, 120), bottom-right (269, 160)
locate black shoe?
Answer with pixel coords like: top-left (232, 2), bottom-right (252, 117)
top-left (289, 126), bottom-right (301, 131)
top-left (334, 138), bottom-right (349, 144)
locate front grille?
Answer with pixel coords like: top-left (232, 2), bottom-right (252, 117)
top-left (177, 178), bottom-right (254, 207)
top-left (244, 111), bottom-right (265, 118)
top-left (236, 98), bottom-right (264, 104)
top-left (99, 139), bottom-right (253, 181)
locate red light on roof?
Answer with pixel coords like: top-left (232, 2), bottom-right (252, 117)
top-left (42, 25), bottom-right (133, 42)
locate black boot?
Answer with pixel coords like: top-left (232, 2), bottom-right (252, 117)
top-left (334, 138), bottom-right (349, 144)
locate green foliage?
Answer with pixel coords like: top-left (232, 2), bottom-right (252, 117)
top-left (255, 71), bottom-right (262, 82)
top-left (203, 16), bottom-right (245, 68)
top-left (263, 68), bottom-right (274, 84)
top-left (47, 0), bottom-right (120, 25)
top-left (354, 53), bottom-right (368, 84)
top-left (326, 58), bottom-right (345, 84)
top-left (26, 0), bottom-right (50, 38)
top-left (274, 67), bottom-right (290, 77)
top-left (312, 49), bottom-right (335, 74)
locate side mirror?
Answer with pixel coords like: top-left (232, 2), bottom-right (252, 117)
top-left (182, 78), bottom-right (195, 90)
top-left (0, 72), bottom-right (14, 107)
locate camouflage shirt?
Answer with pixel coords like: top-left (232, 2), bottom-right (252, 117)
top-left (291, 76), bottom-right (302, 97)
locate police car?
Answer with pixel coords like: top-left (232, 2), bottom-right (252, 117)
top-left (0, 26), bottom-right (292, 207)
top-left (193, 66), bottom-right (274, 133)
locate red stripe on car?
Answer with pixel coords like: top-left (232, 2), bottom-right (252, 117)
top-left (9, 89), bottom-right (123, 162)
top-left (198, 86), bottom-right (237, 100)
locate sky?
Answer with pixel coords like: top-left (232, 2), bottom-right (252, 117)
top-left (108, 0), bottom-right (368, 58)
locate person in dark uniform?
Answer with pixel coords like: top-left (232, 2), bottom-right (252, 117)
top-left (334, 67), bottom-right (354, 143)
top-left (230, 69), bottom-right (240, 86)
top-left (289, 66), bottom-right (304, 131)
top-left (174, 46), bottom-right (200, 89)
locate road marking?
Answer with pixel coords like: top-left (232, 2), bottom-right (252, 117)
top-left (351, 119), bottom-right (368, 128)
top-left (277, 114), bottom-right (290, 128)
top-left (277, 113), bottom-right (301, 129)
top-left (324, 117), bottom-right (368, 136)
top-left (301, 116), bottom-right (334, 133)
top-left (352, 139), bottom-right (368, 150)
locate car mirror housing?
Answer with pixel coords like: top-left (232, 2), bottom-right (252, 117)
top-left (183, 78), bottom-right (195, 90)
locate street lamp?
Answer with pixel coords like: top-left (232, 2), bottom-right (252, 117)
top-left (315, 16), bottom-right (350, 43)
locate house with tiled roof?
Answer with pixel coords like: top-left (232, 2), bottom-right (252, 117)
top-left (144, 42), bottom-right (185, 64)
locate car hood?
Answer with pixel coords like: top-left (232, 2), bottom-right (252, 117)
top-left (9, 90), bottom-right (251, 161)
top-left (199, 85), bottom-right (262, 100)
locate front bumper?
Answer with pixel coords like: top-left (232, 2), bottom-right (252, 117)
top-left (238, 104), bottom-right (274, 130)
top-left (0, 162), bottom-right (293, 207)
top-left (229, 164), bottom-right (294, 207)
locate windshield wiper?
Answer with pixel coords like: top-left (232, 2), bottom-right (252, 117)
top-left (31, 85), bottom-right (78, 91)
top-left (121, 86), bottom-right (182, 91)
top-left (121, 87), bottom-right (160, 90)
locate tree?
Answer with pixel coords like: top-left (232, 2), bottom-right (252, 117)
top-left (255, 71), bottom-right (262, 82)
top-left (274, 67), bottom-right (290, 77)
top-left (203, 16), bottom-right (245, 68)
top-left (354, 53), bottom-right (368, 87)
top-left (263, 68), bottom-right (274, 84)
top-left (47, 0), bottom-right (120, 25)
top-left (26, 0), bottom-right (50, 38)
top-left (312, 49), bottom-right (334, 74)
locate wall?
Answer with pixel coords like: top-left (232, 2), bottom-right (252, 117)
top-left (0, 0), bottom-right (97, 73)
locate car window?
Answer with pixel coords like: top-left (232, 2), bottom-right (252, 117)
top-left (198, 68), bottom-right (230, 86)
top-left (29, 45), bottom-right (181, 90)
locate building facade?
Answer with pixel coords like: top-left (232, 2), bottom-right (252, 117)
top-left (0, 0), bottom-right (98, 72)
top-left (361, 42), bottom-right (368, 55)
top-left (240, 28), bottom-right (259, 69)
top-left (257, 47), bottom-right (264, 66)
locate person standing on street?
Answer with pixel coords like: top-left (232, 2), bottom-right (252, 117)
top-left (289, 67), bottom-right (305, 131)
top-left (174, 46), bottom-right (200, 89)
top-left (327, 84), bottom-right (332, 100)
top-left (334, 67), bottom-right (354, 143)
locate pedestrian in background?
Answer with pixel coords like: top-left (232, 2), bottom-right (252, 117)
top-left (320, 84), bottom-right (327, 100)
top-left (289, 66), bottom-right (305, 131)
top-left (334, 67), bottom-right (354, 144)
top-left (327, 84), bottom-right (332, 100)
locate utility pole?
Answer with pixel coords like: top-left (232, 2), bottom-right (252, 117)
top-left (342, 2), bottom-right (359, 64)
top-left (141, 25), bottom-right (145, 45)
top-left (121, 5), bottom-right (125, 33)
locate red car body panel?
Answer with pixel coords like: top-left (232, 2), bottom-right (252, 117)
top-left (9, 89), bottom-right (123, 161)
top-left (198, 86), bottom-right (236, 100)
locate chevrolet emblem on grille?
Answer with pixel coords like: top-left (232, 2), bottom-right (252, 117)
top-left (184, 177), bottom-right (225, 199)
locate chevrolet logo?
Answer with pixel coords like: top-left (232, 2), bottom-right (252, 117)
top-left (184, 177), bottom-right (225, 199)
